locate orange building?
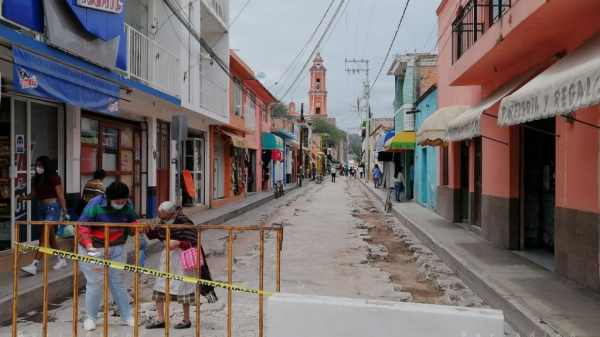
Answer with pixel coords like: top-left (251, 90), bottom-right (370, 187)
top-left (434, 0), bottom-right (600, 293)
top-left (209, 51), bottom-right (277, 208)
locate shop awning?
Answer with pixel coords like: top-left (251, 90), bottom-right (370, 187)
top-left (221, 130), bottom-right (248, 148)
top-left (271, 128), bottom-right (295, 139)
top-left (12, 46), bottom-right (120, 116)
top-left (499, 34), bottom-right (600, 127)
top-left (383, 132), bottom-right (416, 152)
top-left (317, 151), bottom-right (326, 156)
top-left (375, 132), bottom-right (389, 152)
top-left (262, 132), bottom-right (284, 150)
top-left (289, 139), bottom-right (300, 147)
top-left (417, 105), bottom-right (470, 146)
top-left (445, 67), bottom-right (539, 142)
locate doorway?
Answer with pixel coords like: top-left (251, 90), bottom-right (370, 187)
top-left (156, 121), bottom-right (170, 207)
top-left (460, 141), bottom-right (470, 223)
top-left (0, 96), bottom-right (63, 251)
top-left (472, 137), bottom-right (482, 227)
top-left (420, 148), bottom-right (428, 205)
top-left (247, 149), bottom-right (256, 193)
top-left (522, 119), bottom-right (556, 253)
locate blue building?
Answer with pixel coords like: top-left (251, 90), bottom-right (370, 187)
top-left (414, 86), bottom-right (438, 210)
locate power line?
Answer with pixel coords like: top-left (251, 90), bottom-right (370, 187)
top-left (286, 0), bottom-right (352, 102)
top-left (270, 0), bottom-right (336, 91)
top-left (368, 0), bottom-right (411, 95)
top-left (280, 0), bottom-right (348, 101)
top-left (361, 0), bottom-right (376, 58)
top-left (211, 0), bottom-right (253, 48)
top-left (353, 0), bottom-right (363, 58)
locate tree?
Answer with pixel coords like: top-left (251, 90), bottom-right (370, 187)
top-left (311, 118), bottom-right (347, 149)
top-left (348, 134), bottom-right (362, 162)
top-left (271, 102), bottom-right (289, 119)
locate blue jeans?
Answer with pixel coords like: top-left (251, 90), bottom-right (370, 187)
top-left (394, 182), bottom-right (401, 201)
top-left (39, 200), bottom-right (62, 221)
top-left (79, 244), bottom-right (131, 320)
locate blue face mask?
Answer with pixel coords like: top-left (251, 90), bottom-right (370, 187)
top-left (164, 219), bottom-right (175, 225)
top-left (111, 202), bottom-right (125, 210)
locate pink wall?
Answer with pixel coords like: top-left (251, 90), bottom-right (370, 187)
top-left (555, 106), bottom-right (599, 214)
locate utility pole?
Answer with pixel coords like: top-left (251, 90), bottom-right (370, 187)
top-left (299, 103), bottom-right (305, 187)
top-left (345, 59), bottom-right (371, 182)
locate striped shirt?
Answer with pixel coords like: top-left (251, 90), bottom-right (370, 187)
top-left (82, 179), bottom-right (105, 202)
top-left (78, 194), bottom-right (137, 248)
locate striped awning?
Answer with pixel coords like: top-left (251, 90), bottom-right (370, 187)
top-left (383, 132), bottom-right (416, 152)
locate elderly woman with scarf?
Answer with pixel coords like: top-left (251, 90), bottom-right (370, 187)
top-left (143, 201), bottom-right (218, 330)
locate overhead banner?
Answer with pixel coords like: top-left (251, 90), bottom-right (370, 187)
top-left (499, 34), bottom-right (600, 127)
top-left (12, 47), bottom-right (120, 115)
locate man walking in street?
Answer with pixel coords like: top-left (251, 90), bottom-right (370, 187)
top-left (330, 166), bottom-right (337, 183)
top-left (359, 164), bottom-right (364, 179)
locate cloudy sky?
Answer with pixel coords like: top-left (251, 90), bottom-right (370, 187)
top-left (230, 0), bottom-right (441, 134)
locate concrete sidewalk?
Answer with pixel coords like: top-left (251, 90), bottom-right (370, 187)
top-left (1, 181), bottom-right (304, 325)
top-left (360, 179), bottom-right (600, 337)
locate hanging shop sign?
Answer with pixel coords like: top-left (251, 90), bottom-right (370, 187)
top-left (77, 0), bottom-right (124, 14)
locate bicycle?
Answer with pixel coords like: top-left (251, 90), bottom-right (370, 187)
top-left (274, 180), bottom-right (284, 199)
top-left (385, 187), bottom-right (394, 213)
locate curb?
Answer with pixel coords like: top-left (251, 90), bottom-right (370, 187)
top-left (359, 179), bottom-right (560, 337)
top-left (3, 184), bottom-right (302, 325)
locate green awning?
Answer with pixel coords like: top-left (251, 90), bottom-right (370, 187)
top-left (262, 132), bottom-right (284, 150)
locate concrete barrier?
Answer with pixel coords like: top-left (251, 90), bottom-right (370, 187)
top-left (267, 294), bottom-right (504, 337)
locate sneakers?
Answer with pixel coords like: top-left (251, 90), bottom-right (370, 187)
top-left (121, 316), bottom-right (136, 327)
top-left (83, 318), bottom-right (96, 331)
top-left (20, 263), bottom-right (38, 276)
top-left (52, 258), bottom-right (67, 270)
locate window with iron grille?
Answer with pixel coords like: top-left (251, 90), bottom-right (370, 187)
top-left (452, 0), bottom-right (511, 63)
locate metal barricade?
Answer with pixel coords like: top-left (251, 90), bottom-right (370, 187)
top-left (12, 221), bottom-right (283, 337)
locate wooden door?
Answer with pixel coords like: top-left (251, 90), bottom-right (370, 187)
top-left (156, 121), bottom-right (170, 206)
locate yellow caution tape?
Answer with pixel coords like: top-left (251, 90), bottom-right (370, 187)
top-left (17, 243), bottom-right (273, 296)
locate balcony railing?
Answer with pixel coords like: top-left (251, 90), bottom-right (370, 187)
top-left (200, 71), bottom-right (228, 119)
top-left (205, 0), bottom-right (229, 25)
top-left (125, 24), bottom-right (180, 97)
top-left (243, 104), bottom-right (256, 132)
top-left (452, 0), bottom-right (511, 63)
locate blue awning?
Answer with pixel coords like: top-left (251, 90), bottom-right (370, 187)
top-left (376, 132), bottom-right (389, 152)
top-left (12, 47), bottom-right (120, 115)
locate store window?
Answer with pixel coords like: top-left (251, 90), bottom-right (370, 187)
top-left (81, 115), bottom-right (142, 213)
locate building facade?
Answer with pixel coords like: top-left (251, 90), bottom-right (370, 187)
top-left (0, 0), bottom-right (230, 251)
top-left (414, 86), bottom-right (438, 210)
top-left (436, 0), bottom-right (600, 293)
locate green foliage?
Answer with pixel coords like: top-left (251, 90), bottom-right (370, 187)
top-left (271, 102), bottom-right (289, 119)
top-left (348, 134), bottom-right (362, 161)
top-left (311, 118), bottom-right (346, 149)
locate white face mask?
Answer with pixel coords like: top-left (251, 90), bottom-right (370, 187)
top-left (35, 167), bottom-right (44, 175)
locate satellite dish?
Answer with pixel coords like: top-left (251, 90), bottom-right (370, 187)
top-left (256, 72), bottom-right (267, 84)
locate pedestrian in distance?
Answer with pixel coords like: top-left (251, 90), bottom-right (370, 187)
top-left (330, 166), bottom-right (337, 183)
top-left (359, 164), bottom-right (364, 179)
top-left (18, 156), bottom-right (68, 275)
top-left (312, 164), bottom-right (317, 181)
top-left (394, 171), bottom-right (404, 202)
top-left (75, 169), bottom-right (106, 216)
top-left (373, 164), bottom-right (382, 188)
top-left (143, 201), bottom-right (218, 330)
top-left (78, 181), bottom-right (138, 331)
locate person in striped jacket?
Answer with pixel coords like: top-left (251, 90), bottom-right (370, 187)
top-left (77, 181), bottom-right (138, 331)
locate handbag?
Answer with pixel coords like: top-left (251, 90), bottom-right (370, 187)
top-left (179, 247), bottom-right (204, 270)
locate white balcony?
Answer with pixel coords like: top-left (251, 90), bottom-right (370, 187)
top-left (243, 104), bottom-right (256, 132)
top-left (203, 0), bottom-right (229, 28)
top-left (200, 70), bottom-right (228, 119)
top-left (125, 24), bottom-right (180, 97)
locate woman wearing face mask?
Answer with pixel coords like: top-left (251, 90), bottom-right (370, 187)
top-left (143, 201), bottom-right (218, 330)
top-left (77, 181), bottom-right (138, 331)
top-left (17, 156), bottom-right (68, 275)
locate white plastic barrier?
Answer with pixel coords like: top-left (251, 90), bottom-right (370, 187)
top-left (267, 294), bottom-right (504, 337)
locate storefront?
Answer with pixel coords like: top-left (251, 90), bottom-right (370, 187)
top-left (271, 129), bottom-right (295, 185)
top-left (182, 131), bottom-right (206, 206)
top-left (80, 113), bottom-right (143, 213)
top-left (383, 131), bottom-right (416, 197)
top-left (211, 127), bottom-right (248, 207)
top-left (261, 132), bottom-right (284, 189)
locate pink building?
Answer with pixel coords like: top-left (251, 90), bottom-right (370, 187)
top-left (435, 0), bottom-right (600, 293)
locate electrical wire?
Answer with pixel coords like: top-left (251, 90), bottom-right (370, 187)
top-left (270, 0), bottom-right (336, 91)
top-left (353, 0), bottom-right (363, 58)
top-left (280, 0), bottom-right (348, 102)
top-left (361, 0), bottom-right (376, 58)
top-left (368, 0), bottom-right (411, 95)
top-left (211, 0), bottom-right (253, 48)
